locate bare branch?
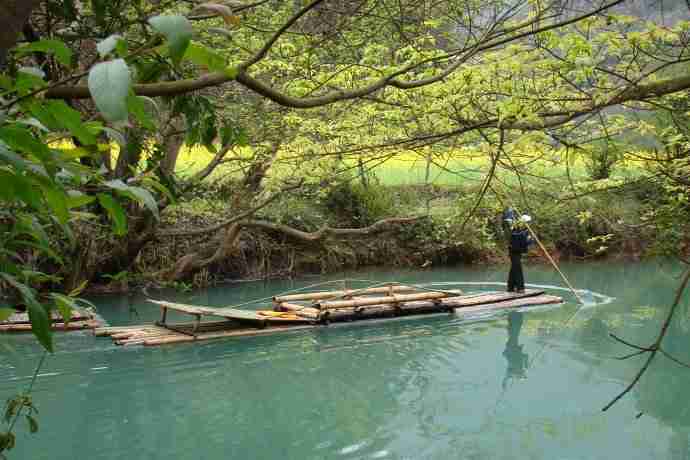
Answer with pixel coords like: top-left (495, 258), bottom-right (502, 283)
top-left (602, 268), bottom-right (690, 411)
top-left (243, 216), bottom-right (426, 242)
top-left (158, 181), bottom-right (304, 237)
top-left (609, 333), bottom-right (654, 352)
top-left (241, 0), bottom-right (327, 70)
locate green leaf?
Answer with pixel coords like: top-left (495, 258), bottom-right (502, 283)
top-left (41, 186), bottom-right (70, 224)
top-left (105, 180), bottom-right (160, 220)
top-left (15, 68), bottom-right (46, 93)
top-left (126, 94), bottom-right (155, 130)
top-left (66, 190), bottom-right (96, 208)
top-left (96, 34), bottom-right (123, 58)
top-left (224, 66), bottom-right (239, 79)
top-left (0, 274), bottom-right (52, 352)
top-left (15, 40), bottom-right (72, 67)
top-left (15, 214), bottom-right (50, 249)
top-left (0, 308), bottom-right (14, 322)
top-left (97, 193), bottom-right (127, 236)
top-left (87, 59), bottom-right (131, 123)
top-left (148, 15), bottom-right (193, 65)
top-left (127, 186), bottom-right (159, 220)
top-left (0, 141), bottom-right (28, 171)
top-left (143, 177), bottom-right (176, 204)
top-left (50, 293), bottom-right (76, 325)
top-left (6, 173), bottom-right (42, 209)
top-left (68, 280), bottom-right (89, 297)
top-left (0, 125), bottom-right (52, 164)
top-left (45, 100), bottom-right (97, 145)
top-left (183, 42), bottom-right (227, 72)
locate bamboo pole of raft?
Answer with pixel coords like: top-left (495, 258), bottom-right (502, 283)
top-left (273, 285), bottom-right (417, 302)
top-left (315, 290), bottom-right (461, 310)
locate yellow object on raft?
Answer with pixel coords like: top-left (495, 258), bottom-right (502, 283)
top-left (257, 310), bottom-right (301, 320)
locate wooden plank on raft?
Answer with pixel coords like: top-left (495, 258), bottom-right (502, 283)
top-left (0, 307), bottom-right (94, 325)
top-left (0, 319), bottom-right (102, 332)
top-left (317, 290), bottom-right (547, 320)
top-left (147, 299), bottom-right (312, 324)
top-left (272, 285), bottom-right (419, 302)
top-left (453, 294), bottom-right (562, 316)
top-left (315, 290), bottom-right (463, 310)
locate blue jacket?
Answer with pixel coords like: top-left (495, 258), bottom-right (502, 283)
top-left (510, 228), bottom-right (533, 254)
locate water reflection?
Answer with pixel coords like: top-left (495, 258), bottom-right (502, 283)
top-left (503, 311), bottom-right (529, 389)
top-left (635, 316), bottom-right (690, 460)
top-left (6, 260), bottom-right (690, 460)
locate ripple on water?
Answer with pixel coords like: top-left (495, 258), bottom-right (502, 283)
top-left (3, 263), bottom-right (683, 460)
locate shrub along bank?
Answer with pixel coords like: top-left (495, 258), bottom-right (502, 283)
top-left (128, 176), bottom-right (669, 290)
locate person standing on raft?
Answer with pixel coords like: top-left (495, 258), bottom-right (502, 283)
top-left (502, 208), bottom-right (534, 293)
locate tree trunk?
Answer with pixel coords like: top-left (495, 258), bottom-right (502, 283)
top-left (160, 119), bottom-right (185, 174)
top-left (115, 128), bottom-right (144, 178)
top-left (0, 0), bottom-right (40, 69)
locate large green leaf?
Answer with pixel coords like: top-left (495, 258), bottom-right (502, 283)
top-left (0, 125), bottom-right (52, 164)
top-left (45, 100), bottom-right (98, 145)
top-left (50, 293), bottom-right (76, 325)
top-left (126, 186), bottom-right (160, 220)
top-left (15, 40), bottom-right (72, 67)
top-left (87, 59), bottom-right (131, 123)
top-left (15, 214), bottom-right (50, 249)
top-left (183, 42), bottom-right (227, 72)
top-left (97, 193), bottom-right (127, 235)
top-left (41, 185), bottom-right (70, 224)
top-left (6, 173), bottom-right (42, 209)
top-left (104, 179), bottom-right (159, 220)
top-left (126, 94), bottom-right (155, 130)
top-left (15, 68), bottom-right (46, 93)
top-left (148, 15), bottom-right (193, 65)
top-left (66, 190), bottom-right (96, 209)
top-left (0, 274), bottom-right (53, 352)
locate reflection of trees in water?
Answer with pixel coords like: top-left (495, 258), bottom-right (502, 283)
top-left (635, 317), bottom-right (690, 459)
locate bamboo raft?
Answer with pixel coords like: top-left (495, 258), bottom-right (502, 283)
top-left (0, 307), bottom-right (102, 332)
top-left (95, 286), bottom-right (562, 347)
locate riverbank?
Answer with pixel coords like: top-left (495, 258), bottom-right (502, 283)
top-left (87, 179), bottom-right (661, 293)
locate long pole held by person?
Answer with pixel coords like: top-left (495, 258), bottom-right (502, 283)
top-left (517, 212), bottom-right (584, 304)
top-left (495, 189), bottom-right (584, 304)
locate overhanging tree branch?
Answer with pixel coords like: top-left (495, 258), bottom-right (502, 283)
top-left (43, 0), bottom-right (628, 105)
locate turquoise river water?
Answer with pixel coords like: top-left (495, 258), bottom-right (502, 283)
top-left (2, 259), bottom-right (690, 459)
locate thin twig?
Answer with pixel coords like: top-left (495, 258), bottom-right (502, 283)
top-left (608, 333), bottom-right (654, 352)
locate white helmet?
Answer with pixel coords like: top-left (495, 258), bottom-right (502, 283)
top-left (521, 214), bottom-right (532, 223)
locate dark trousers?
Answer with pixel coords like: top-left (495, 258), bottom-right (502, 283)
top-left (507, 251), bottom-right (524, 292)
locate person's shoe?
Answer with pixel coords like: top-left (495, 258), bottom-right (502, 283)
top-left (516, 289), bottom-right (525, 294)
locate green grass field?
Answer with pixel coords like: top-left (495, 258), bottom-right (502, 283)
top-left (173, 144), bottom-right (646, 187)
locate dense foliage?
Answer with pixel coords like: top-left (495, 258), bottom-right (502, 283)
top-left (2, 0), bottom-right (690, 452)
